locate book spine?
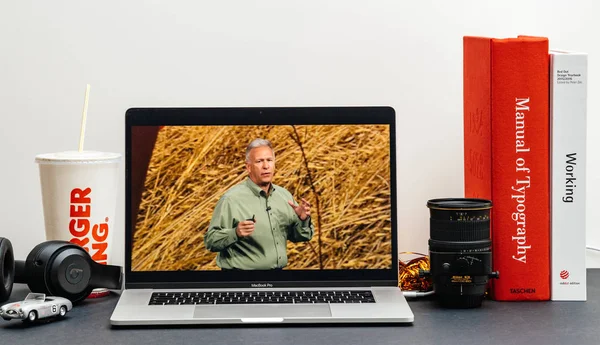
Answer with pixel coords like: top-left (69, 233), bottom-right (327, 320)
top-left (463, 37), bottom-right (492, 201)
top-left (464, 37), bottom-right (550, 300)
top-left (550, 52), bottom-right (587, 301)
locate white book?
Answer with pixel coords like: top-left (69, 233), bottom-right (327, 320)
top-left (550, 50), bottom-right (587, 301)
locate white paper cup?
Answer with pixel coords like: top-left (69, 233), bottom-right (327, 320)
top-left (35, 151), bottom-right (121, 267)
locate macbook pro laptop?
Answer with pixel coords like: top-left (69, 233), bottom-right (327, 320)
top-left (110, 106), bottom-right (414, 325)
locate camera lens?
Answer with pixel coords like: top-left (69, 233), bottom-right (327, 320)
top-left (425, 198), bottom-right (499, 308)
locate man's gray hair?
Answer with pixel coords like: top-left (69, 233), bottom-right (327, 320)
top-left (245, 138), bottom-right (274, 162)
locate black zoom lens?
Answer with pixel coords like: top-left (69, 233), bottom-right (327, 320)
top-left (424, 198), bottom-right (499, 308)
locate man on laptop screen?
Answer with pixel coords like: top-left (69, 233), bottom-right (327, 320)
top-left (204, 138), bottom-right (314, 270)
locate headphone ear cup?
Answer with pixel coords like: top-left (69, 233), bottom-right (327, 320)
top-left (47, 245), bottom-right (94, 303)
top-left (24, 241), bottom-right (93, 303)
top-left (0, 237), bottom-right (15, 303)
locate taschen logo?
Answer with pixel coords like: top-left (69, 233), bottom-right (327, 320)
top-left (559, 270), bottom-right (570, 280)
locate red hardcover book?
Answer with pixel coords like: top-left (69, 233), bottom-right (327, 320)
top-left (463, 36), bottom-right (550, 300)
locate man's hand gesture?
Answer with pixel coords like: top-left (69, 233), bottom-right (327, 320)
top-left (288, 198), bottom-right (311, 221)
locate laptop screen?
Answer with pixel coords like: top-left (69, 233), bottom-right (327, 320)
top-left (125, 107), bottom-right (397, 287)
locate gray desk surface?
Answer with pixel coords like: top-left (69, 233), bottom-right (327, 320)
top-left (2, 270), bottom-right (598, 345)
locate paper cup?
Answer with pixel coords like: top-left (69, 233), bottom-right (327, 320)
top-left (35, 151), bottom-right (121, 267)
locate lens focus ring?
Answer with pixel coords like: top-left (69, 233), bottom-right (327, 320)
top-left (430, 218), bottom-right (490, 241)
top-left (428, 239), bottom-right (492, 251)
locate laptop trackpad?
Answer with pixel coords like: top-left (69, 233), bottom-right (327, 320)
top-left (194, 304), bottom-right (331, 321)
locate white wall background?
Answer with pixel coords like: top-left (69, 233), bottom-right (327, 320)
top-left (1, 0), bottom-right (598, 268)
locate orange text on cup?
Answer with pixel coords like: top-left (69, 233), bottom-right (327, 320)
top-left (68, 188), bottom-right (109, 265)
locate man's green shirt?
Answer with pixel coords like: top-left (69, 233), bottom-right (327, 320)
top-left (204, 178), bottom-right (314, 269)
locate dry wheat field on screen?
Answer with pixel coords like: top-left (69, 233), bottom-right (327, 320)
top-left (131, 124), bottom-right (392, 271)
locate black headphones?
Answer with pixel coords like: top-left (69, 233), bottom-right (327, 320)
top-left (0, 237), bottom-right (121, 304)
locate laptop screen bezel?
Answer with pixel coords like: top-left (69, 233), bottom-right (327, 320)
top-left (124, 107), bottom-right (398, 289)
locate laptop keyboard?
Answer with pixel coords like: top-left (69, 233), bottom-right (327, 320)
top-left (149, 290), bottom-right (375, 305)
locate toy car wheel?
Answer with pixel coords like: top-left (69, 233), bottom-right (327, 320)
top-left (59, 306), bottom-right (67, 317)
top-left (27, 311), bottom-right (37, 322)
